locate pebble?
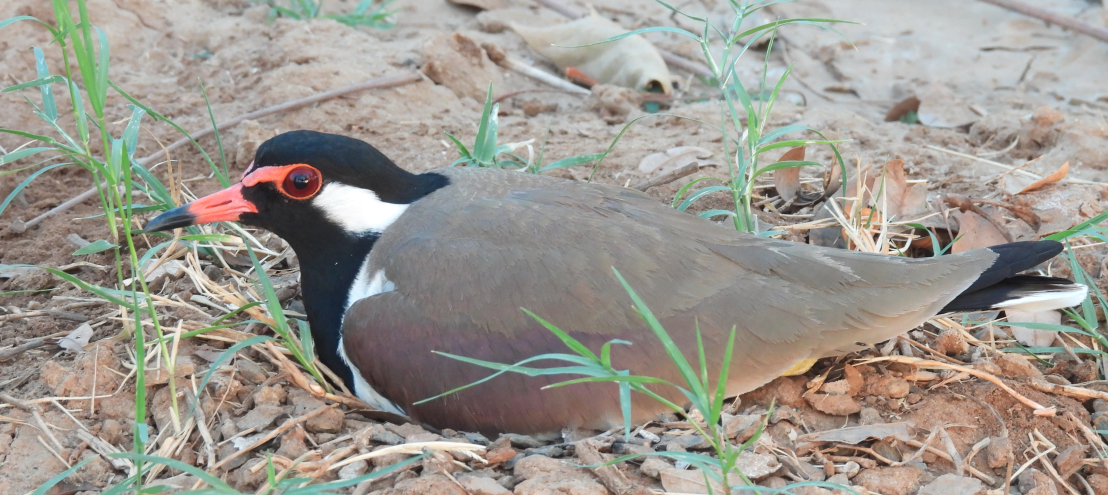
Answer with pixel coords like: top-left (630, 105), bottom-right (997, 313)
top-left (1053, 445), bottom-right (1086, 479)
top-left (500, 433), bottom-right (543, 449)
top-left (458, 474), bottom-right (511, 495)
top-left (639, 457), bottom-right (671, 478)
top-left (807, 393), bottom-right (862, 416)
top-left (862, 375), bottom-right (910, 398)
top-left (734, 451), bottom-right (781, 480)
top-left (724, 414), bottom-right (762, 442)
top-left (338, 459), bottom-right (368, 480)
top-left (918, 474), bottom-right (984, 495)
top-left (235, 404), bottom-right (286, 431)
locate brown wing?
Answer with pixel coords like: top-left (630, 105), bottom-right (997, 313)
top-left (342, 168), bottom-right (995, 435)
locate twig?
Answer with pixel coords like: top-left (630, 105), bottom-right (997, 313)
top-left (0, 393), bottom-right (66, 454)
top-left (1027, 377), bottom-right (1108, 402)
top-left (0, 310), bottom-right (87, 322)
top-left (631, 163), bottom-right (702, 191)
top-left (975, 0), bottom-right (1108, 43)
top-left (576, 438), bottom-right (654, 495)
top-left (11, 72), bottom-right (423, 233)
top-left (0, 337), bottom-right (49, 362)
top-left (860, 356), bottom-right (1056, 416)
top-left (530, 0), bottom-right (714, 77)
top-left (903, 437), bottom-right (996, 485)
top-left (483, 43), bottom-right (590, 95)
top-left (209, 404), bottom-right (340, 472)
top-left (924, 145), bottom-right (1102, 185)
top-left (329, 441), bottom-right (487, 471)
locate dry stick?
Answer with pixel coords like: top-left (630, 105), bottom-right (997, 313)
top-left (484, 44), bottom-right (591, 95)
top-left (903, 438), bottom-right (997, 485)
top-left (208, 404), bottom-right (340, 472)
top-left (861, 356), bottom-right (1056, 416)
top-left (975, 0), bottom-right (1108, 44)
top-left (576, 439), bottom-right (653, 495)
top-left (631, 163), bottom-right (702, 191)
top-left (0, 310), bottom-right (88, 322)
top-left (11, 71), bottom-right (423, 233)
top-left (924, 145), bottom-right (1102, 186)
top-left (1027, 378), bottom-right (1108, 402)
top-left (0, 337), bottom-right (50, 361)
top-left (0, 393), bottom-right (66, 454)
top-left (531, 0), bottom-right (714, 77)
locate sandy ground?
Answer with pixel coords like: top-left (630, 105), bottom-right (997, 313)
top-left (2, 0), bottom-right (1108, 493)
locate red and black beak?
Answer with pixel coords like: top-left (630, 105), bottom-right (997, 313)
top-left (144, 183), bottom-right (258, 232)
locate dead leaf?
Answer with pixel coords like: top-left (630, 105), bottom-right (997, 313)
top-left (823, 156), bottom-right (843, 197)
top-left (797, 422), bottom-right (914, 445)
top-left (1007, 310), bottom-right (1061, 348)
top-left (638, 147), bottom-right (712, 174)
top-left (879, 159), bottom-right (929, 219)
top-left (510, 10), bottom-right (673, 93)
top-left (1017, 161), bottom-right (1069, 194)
top-left (58, 323), bottom-right (93, 354)
top-left (885, 96), bottom-right (921, 122)
top-left (446, 0), bottom-right (507, 11)
top-left (774, 146), bottom-right (805, 200)
top-left (952, 210), bottom-right (1010, 253)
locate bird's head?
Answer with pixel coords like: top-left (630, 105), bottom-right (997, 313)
top-left (144, 130), bottom-right (445, 246)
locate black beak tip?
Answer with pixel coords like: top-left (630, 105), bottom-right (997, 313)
top-left (144, 206), bottom-right (196, 233)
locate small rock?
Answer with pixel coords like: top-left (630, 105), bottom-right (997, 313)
top-left (1087, 474), bottom-right (1108, 494)
top-left (760, 476), bottom-right (788, 489)
top-left (369, 423), bottom-right (405, 445)
top-left (406, 432), bottom-right (443, 444)
top-left (501, 433), bottom-right (543, 449)
top-left (1093, 399), bottom-right (1108, 413)
top-left (853, 466), bottom-right (924, 495)
top-left (385, 422), bottom-right (429, 438)
top-left (807, 393), bottom-right (862, 415)
top-left (838, 461), bottom-right (861, 478)
top-left (338, 459), bottom-right (368, 480)
top-left (306, 407), bottom-right (343, 434)
top-left (612, 443), bottom-right (653, 456)
top-left (991, 353), bottom-right (1043, 378)
top-left (277, 426), bottom-right (309, 459)
top-left (391, 474), bottom-right (467, 495)
top-left (1018, 468), bottom-right (1059, 495)
top-left (872, 439), bottom-right (902, 463)
top-left (458, 474), bottom-right (511, 495)
top-left (826, 473), bottom-right (851, 489)
top-left (253, 385), bottom-right (286, 407)
top-left (235, 404), bottom-right (286, 431)
top-left (735, 451), bottom-right (780, 480)
top-left (514, 454), bottom-right (586, 479)
top-left (640, 457), bottom-right (671, 478)
top-left (820, 379), bottom-right (852, 395)
top-left (1053, 445), bottom-right (1086, 479)
top-left (1072, 359), bottom-right (1100, 383)
top-left (918, 473), bottom-right (984, 495)
top-left (515, 455), bottom-right (607, 495)
top-left (217, 443), bottom-right (249, 470)
top-left (724, 414), bottom-right (762, 442)
top-left (858, 407), bottom-right (883, 425)
top-left (236, 359), bottom-right (267, 384)
top-left (662, 433), bottom-right (711, 450)
top-left (862, 375), bottom-right (910, 398)
top-left (100, 419), bottom-right (123, 445)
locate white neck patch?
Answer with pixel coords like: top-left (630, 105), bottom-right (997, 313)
top-left (339, 257), bottom-right (402, 412)
top-left (311, 182), bottom-right (409, 235)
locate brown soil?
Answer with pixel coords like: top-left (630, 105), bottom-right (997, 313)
top-left (3, 0), bottom-right (1108, 494)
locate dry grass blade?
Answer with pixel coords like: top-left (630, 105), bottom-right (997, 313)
top-left (208, 404), bottom-right (340, 472)
top-left (859, 356), bottom-right (1056, 416)
top-left (328, 441), bottom-right (487, 471)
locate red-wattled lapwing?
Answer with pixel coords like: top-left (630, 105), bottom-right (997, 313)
top-left (146, 130), bottom-right (1087, 436)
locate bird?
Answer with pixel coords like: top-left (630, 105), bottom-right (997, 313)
top-left (145, 130), bottom-right (1087, 436)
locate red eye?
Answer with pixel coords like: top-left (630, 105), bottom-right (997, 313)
top-left (280, 165), bottom-right (321, 199)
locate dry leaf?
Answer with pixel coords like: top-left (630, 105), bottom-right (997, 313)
top-left (510, 11), bottom-right (673, 94)
top-left (879, 159), bottom-right (929, 219)
top-left (774, 146), bottom-right (805, 200)
top-left (446, 0), bottom-right (507, 11)
top-left (58, 323), bottom-right (93, 354)
top-left (952, 210), bottom-right (1009, 253)
top-left (1017, 161), bottom-right (1069, 194)
top-left (885, 96), bottom-right (921, 122)
top-left (797, 422), bottom-right (914, 445)
top-left (1007, 310), bottom-right (1061, 348)
top-left (638, 146), bottom-right (712, 174)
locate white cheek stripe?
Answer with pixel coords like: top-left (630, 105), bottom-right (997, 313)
top-left (339, 261), bottom-right (404, 414)
top-left (312, 182), bottom-right (409, 234)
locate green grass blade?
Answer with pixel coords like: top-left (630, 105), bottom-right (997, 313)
top-left (92, 26), bottom-right (110, 113)
top-left (699, 209), bottom-right (738, 219)
top-left (521, 308), bottom-right (600, 361)
top-left (2, 74), bottom-right (66, 92)
top-left (677, 185), bottom-right (732, 211)
top-left (199, 79), bottom-right (230, 185)
top-left (672, 177), bottom-right (723, 208)
top-left (0, 146), bottom-right (56, 165)
top-left (538, 153), bottom-right (605, 172)
top-left (30, 457), bottom-right (96, 495)
top-left (72, 239), bottom-right (116, 255)
top-left (0, 162), bottom-right (68, 218)
top-left (749, 160), bottom-right (822, 181)
top-left (110, 453), bottom-right (236, 491)
top-left (32, 47), bottom-right (57, 121)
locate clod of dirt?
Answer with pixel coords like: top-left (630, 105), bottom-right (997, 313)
top-left (852, 466), bottom-right (926, 495)
top-left (734, 451), bottom-right (780, 481)
top-left (458, 473), bottom-right (512, 495)
top-left (586, 84), bottom-right (642, 125)
top-left (99, 419), bottom-right (122, 446)
top-left (639, 456), bottom-right (671, 479)
top-left (723, 414), bottom-right (761, 442)
top-left (862, 375), bottom-right (909, 398)
top-left (933, 329), bottom-right (968, 357)
top-left (338, 459), bottom-right (368, 480)
top-left (843, 364), bottom-right (865, 396)
top-left (806, 393), bottom-right (861, 416)
top-left (421, 32), bottom-right (503, 101)
top-left (985, 436), bottom-right (1011, 469)
top-left (40, 342), bottom-right (130, 417)
top-left (235, 404), bottom-right (286, 431)
top-left (513, 454), bottom-right (607, 495)
top-left (1054, 444), bottom-right (1086, 479)
top-left (276, 426), bottom-right (309, 459)
top-left (1018, 468), bottom-right (1060, 495)
top-left (288, 388), bottom-right (343, 433)
top-left (918, 473), bottom-right (984, 495)
top-left (1087, 474), bottom-right (1108, 494)
top-left (819, 378), bottom-right (852, 396)
top-left (388, 473), bottom-right (469, 495)
top-left (988, 352), bottom-right (1044, 378)
top-left (252, 384), bottom-right (287, 407)
top-left (144, 356), bottom-right (197, 386)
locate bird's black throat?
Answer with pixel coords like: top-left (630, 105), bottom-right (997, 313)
top-left (263, 170), bottom-right (449, 394)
